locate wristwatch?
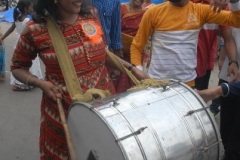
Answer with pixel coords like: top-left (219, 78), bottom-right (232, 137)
top-left (228, 61), bottom-right (239, 68)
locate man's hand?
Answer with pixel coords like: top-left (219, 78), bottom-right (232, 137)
top-left (210, 0), bottom-right (229, 12)
top-left (227, 62), bottom-right (239, 82)
top-left (131, 66), bottom-right (150, 81)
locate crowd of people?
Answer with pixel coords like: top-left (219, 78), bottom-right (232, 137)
top-left (0, 0), bottom-right (240, 159)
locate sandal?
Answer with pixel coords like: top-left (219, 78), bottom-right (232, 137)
top-left (12, 85), bottom-right (30, 91)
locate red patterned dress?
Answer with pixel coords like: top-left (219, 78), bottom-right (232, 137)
top-left (11, 16), bottom-right (116, 160)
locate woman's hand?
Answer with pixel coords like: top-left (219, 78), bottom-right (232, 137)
top-left (38, 80), bottom-right (63, 102)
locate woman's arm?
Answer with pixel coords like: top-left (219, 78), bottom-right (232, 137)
top-left (1, 23), bottom-right (16, 41)
top-left (12, 68), bottom-right (63, 101)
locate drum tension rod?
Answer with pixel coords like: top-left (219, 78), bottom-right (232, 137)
top-left (184, 106), bottom-right (211, 116)
top-left (198, 140), bottom-right (222, 153)
top-left (115, 127), bottom-right (148, 142)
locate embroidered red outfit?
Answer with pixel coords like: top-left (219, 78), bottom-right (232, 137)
top-left (11, 16), bottom-right (115, 159)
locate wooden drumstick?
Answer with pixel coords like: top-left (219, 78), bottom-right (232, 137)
top-left (57, 98), bottom-right (76, 160)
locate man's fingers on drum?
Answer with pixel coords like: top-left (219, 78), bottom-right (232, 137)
top-left (210, 0), bottom-right (227, 12)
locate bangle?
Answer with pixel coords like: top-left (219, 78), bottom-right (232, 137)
top-left (127, 64), bottom-right (135, 72)
top-left (26, 75), bottom-right (37, 86)
top-left (228, 61), bottom-right (239, 68)
top-left (221, 83), bottom-right (230, 97)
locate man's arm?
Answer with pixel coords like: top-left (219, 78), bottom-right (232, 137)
top-left (130, 8), bottom-right (154, 70)
top-left (203, 0), bottom-right (240, 28)
top-left (221, 28), bottom-right (239, 81)
top-left (196, 81), bottom-right (240, 102)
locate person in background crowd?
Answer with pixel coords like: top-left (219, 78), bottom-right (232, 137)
top-left (92, 0), bottom-right (123, 88)
top-left (121, 0), bottom-right (164, 4)
top-left (116, 0), bottom-right (146, 93)
top-left (192, 0), bottom-right (236, 91)
top-left (92, 0), bottom-right (123, 57)
top-left (208, 37), bottom-right (225, 116)
top-left (130, 0), bottom-right (240, 88)
top-left (191, 0), bottom-right (237, 117)
top-left (196, 68), bottom-right (240, 160)
top-left (197, 81), bottom-right (240, 101)
top-left (213, 27), bottom-right (240, 160)
top-left (142, 0), bottom-right (155, 8)
top-left (1, 0), bottom-right (43, 91)
top-left (0, 26), bottom-right (5, 80)
top-left (10, 0), bottom-right (148, 159)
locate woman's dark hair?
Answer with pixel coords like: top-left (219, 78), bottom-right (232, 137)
top-left (32, 0), bottom-right (92, 23)
top-left (13, 0), bottom-right (32, 21)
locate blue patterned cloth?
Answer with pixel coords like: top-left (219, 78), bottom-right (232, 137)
top-left (0, 45), bottom-right (6, 79)
top-left (92, 0), bottom-right (122, 50)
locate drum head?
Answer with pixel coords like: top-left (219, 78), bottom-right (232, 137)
top-left (68, 103), bottom-right (125, 160)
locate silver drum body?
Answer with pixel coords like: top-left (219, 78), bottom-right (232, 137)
top-left (68, 80), bottom-right (223, 160)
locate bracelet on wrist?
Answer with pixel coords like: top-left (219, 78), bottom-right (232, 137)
top-left (228, 61), bottom-right (239, 68)
top-left (26, 75), bottom-right (37, 86)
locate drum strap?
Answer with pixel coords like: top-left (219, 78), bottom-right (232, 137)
top-left (46, 17), bottom-right (110, 102)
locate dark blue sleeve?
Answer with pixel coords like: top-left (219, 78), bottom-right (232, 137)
top-left (228, 81), bottom-right (240, 97)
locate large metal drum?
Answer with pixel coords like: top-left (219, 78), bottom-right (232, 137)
top-left (68, 80), bottom-right (224, 160)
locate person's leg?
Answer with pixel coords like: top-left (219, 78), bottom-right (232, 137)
top-left (195, 76), bottom-right (204, 90)
top-left (201, 70), bottom-right (211, 89)
top-left (195, 70), bottom-right (211, 90)
top-left (5, 0), bottom-right (8, 10)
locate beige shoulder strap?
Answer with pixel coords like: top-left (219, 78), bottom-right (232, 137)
top-left (46, 17), bottom-right (85, 101)
top-left (46, 17), bottom-right (110, 102)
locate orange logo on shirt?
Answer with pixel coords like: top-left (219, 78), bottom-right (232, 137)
top-left (80, 20), bottom-right (103, 43)
top-left (188, 13), bottom-right (197, 23)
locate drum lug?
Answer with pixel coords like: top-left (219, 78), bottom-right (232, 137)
top-left (112, 98), bottom-right (119, 107)
top-left (198, 141), bottom-right (222, 153)
top-left (115, 127), bottom-right (148, 142)
top-left (162, 85), bottom-right (170, 91)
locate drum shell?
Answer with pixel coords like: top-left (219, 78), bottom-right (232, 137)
top-left (68, 80), bottom-right (224, 160)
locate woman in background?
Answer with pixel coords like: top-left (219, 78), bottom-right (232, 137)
top-left (142, 0), bottom-right (155, 9)
top-left (1, 0), bottom-right (43, 91)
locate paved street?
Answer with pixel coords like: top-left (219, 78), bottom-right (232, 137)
top-left (0, 22), bottom-right (41, 159)
top-left (0, 21), bottom-right (221, 159)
